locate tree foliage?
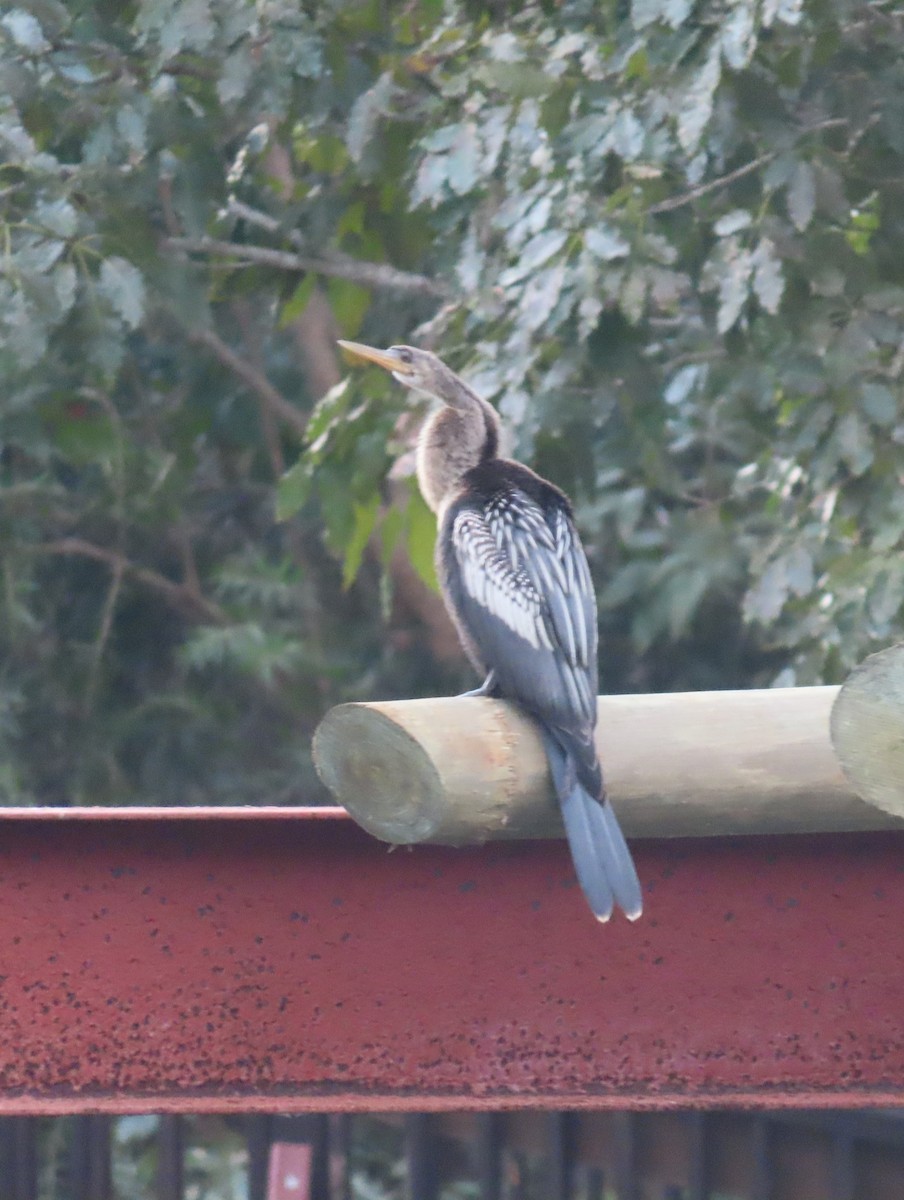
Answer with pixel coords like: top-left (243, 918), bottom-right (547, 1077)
top-left (2, 0), bottom-right (903, 803)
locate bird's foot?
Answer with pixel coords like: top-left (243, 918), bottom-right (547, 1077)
top-left (458, 670), bottom-right (498, 699)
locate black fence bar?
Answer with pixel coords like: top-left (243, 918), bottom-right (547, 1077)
top-left (548, 1111), bottom-right (575, 1200)
top-left (585, 1166), bottom-right (606, 1200)
top-left (246, 1113), bottom-right (273, 1200)
top-left (686, 1111), bottom-right (708, 1200)
top-left (750, 1115), bottom-right (774, 1200)
top-left (156, 1114), bottom-right (183, 1200)
top-left (476, 1112), bottom-right (503, 1200)
top-left (611, 1111), bottom-right (639, 1200)
top-left (328, 1114), bottom-right (351, 1200)
top-left (69, 1115), bottom-right (111, 1200)
top-left (0, 1117), bottom-right (38, 1200)
top-left (405, 1113), bottom-right (440, 1200)
top-left (828, 1122), bottom-right (857, 1200)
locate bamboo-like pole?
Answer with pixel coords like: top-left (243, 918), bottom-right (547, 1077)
top-left (313, 686), bottom-right (902, 845)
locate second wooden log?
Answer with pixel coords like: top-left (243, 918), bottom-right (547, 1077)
top-left (312, 687), bottom-right (900, 844)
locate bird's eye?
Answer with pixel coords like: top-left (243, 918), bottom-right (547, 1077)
top-left (397, 347), bottom-right (413, 364)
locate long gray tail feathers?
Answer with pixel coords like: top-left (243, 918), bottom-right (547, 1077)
top-left (541, 730), bottom-right (643, 923)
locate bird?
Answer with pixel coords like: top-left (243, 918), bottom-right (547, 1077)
top-left (337, 339), bottom-right (643, 922)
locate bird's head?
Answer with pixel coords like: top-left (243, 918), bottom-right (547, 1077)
top-left (338, 340), bottom-right (459, 405)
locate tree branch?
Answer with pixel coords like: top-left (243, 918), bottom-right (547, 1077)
top-left (83, 555), bottom-right (123, 716)
top-left (164, 232), bottom-right (450, 298)
top-left (189, 327), bottom-right (309, 438)
top-left (225, 198), bottom-right (292, 238)
top-left (648, 153), bottom-right (776, 215)
top-left (648, 118), bottom-right (851, 216)
top-left (33, 539), bottom-right (226, 625)
top-left (226, 198), bottom-right (455, 301)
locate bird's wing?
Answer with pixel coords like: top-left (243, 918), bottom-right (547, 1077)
top-left (446, 489), bottom-right (598, 729)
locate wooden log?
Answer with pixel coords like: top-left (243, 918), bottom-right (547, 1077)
top-left (831, 642), bottom-right (904, 820)
top-left (312, 687), bottom-right (903, 844)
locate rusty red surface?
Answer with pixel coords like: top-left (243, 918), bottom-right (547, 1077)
top-left (0, 809), bottom-right (901, 1113)
top-left (268, 1143), bottom-right (313, 1200)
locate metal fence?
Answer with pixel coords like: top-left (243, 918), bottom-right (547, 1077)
top-left (3, 1108), bottom-right (904, 1200)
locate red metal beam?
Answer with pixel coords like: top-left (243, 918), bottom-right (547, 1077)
top-left (0, 809), bottom-right (901, 1113)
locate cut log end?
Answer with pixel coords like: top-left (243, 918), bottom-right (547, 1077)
top-left (313, 704), bottom-right (445, 843)
top-left (831, 643), bottom-right (904, 820)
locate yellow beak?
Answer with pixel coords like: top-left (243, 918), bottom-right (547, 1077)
top-left (337, 340), bottom-right (413, 375)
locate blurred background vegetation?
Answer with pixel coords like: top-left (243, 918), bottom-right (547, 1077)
top-left (2, 0), bottom-right (904, 806)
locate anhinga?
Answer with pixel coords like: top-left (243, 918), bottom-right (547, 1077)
top-left (337, 339), bottom-right (643, 923)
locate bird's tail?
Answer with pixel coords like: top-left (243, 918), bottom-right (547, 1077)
top-left (541, 730), bottom-right (643, 923)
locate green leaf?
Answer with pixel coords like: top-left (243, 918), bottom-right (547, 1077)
top-left (99, 257), bottom-right (145, 330)
top-left (116, 105), bottom-right (148, 156)
top-left (520, 263), bottom-right (566, 331)
top-left (35, 198), bottom-right (78, 238)
top-left (721, 3), bottom-right (757, 69)
top-left (405, 487), bottom-right (438, 592)
top-left (677, 42), bottom-right (720, 153)
top-left (218, 45), bottom-right (254, 105)
top-left (845, 194), bottom-right (880, 257)
top-left (327, 277), bottom-right (371, 337)
top-left (446, 122), bottom-right (481, 196)
top-left (1, 10), bottom-right (49, 51)
top-left (53, 263), bottom-right (78, 315)
top-left (763, 0), bottom-right (804, 27)
top-left (751, 239), bottom-right (784, 315)
top-left (744, 556), bottom-right (790, 624)
top-left (500, 228), bottom-right (568, 286)
top-left (52, 407), bottom-right (119, 466)
top-left (347, 72), bottom-right (395, 163)
top-left (305, 379), bottom-right (352, 456)
top-left (713, 239), bottom-right (752, 333)
top-left (835, 412), bottom-right (873, 475)
top-left (378, 505), bottom-right (405, 570)
top-left (585, 225), bottom-right (629, 261)
top-left (456, 224), bottom-right (484, 291)
top-left (159, 0), bottom-right (216, 60)
top-left (620, 268), bottom-right (647, 325)
top-left (860, 383), bottom-right (897, 427)
top-left (276, 460), bottom-right (313, 521)
top-left (279, 274), bottom-right (317, 328)
top-left (631, 0), bottom-right (691, 31)
top-left (476, 62), bottom-right (552, 100)
top-left (713, 210), bottom-right (751, 237)
top-left (337, 201), bottom-right (366, 238)
top-left (787, 162), bottom-right (816, 232)
top-left (412, 155), bottom-right (449, 207)
top-left (342, 495), bottom-right (381, 588)
top-left (664, 364), bottom-right (703, 407)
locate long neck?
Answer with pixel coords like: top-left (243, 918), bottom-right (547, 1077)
top-left (416, 383), bottom-right (500, 513)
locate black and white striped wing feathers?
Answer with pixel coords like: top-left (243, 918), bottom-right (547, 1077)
top-left (447, 489), bottom-right (597, 729)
